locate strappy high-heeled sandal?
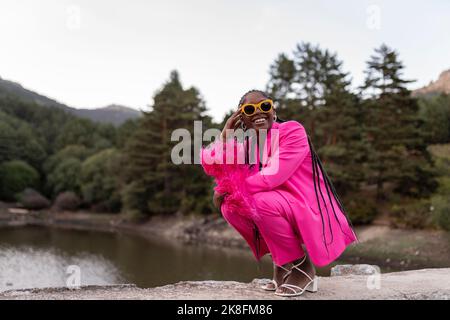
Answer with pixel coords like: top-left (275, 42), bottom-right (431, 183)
top-left (274, 256), bottom-right (318, 297)
top-left (260, 264), bottom-right (290, 291)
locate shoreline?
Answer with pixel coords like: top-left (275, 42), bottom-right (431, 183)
top-left (1, 206), bottom-right (450, 272)
top-left (0, 208), bottom-right (253, 252)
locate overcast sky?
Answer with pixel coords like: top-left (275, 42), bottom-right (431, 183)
top-left (0, 0), bottom-right (449, 122)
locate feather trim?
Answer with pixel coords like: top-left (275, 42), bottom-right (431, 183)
top-left (200, 138), bottom-right (258, 219)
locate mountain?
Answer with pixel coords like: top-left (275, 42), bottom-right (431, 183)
top-left (413, 69), bottom-right (450, 97)
top-left (74, 104), bottom-right (141, 126)
top-left (0, 77), bottom-right (72, 111)
top-left (0, 76), bottom-right (141, 125)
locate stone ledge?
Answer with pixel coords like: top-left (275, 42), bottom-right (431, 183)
top-left (1, 268), bottom-right (449, 300)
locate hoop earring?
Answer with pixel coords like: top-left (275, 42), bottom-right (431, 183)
top-left (273, 114), bottom-right (277, 122)
top-left (241, 121), bottom-right (247, 130)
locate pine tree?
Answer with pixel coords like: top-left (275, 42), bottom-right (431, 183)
top-left (418, 94), bottom-right (450, 144)
top-left (360, 44), bottom-right (438, 198)
top-left (267, 54), bottom-right (296, 104)
top-left (122, 70), bottom-right (213, 216)
top-left (319, 81), bottom-right (368, 194)
top-left (266, 42), bottom-right (367, 195)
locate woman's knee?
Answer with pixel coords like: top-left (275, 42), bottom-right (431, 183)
top-left (221, 204), bottom-right (249, 226)
top-left (252, 191), bottom-right (276, 213)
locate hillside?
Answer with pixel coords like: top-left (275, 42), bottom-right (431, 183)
top-left (73, 104), bottom-right (142, 126)
top-left (0, 76), bottom-right (141, 125)
top-left (0, 77), bottom-right (71, 111)
top-left (413, 69), bottom-right (450, 97)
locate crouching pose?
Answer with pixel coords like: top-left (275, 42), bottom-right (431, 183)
top-left (200, 90), bottom-right (358, 297)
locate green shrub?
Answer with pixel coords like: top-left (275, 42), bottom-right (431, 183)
top-left (53, 191), bottom-right (81, 211)
top-left (43, 145), bottom-right (92, 174)
top-left (80, 148), bottom-right (122, 212)
top-left (435, 176), bottom-right (450, 196)
top-left (428, 144), bottom-right (450, 174)
top-left (18, 188), bottom-right (50, 210)
top-left (344, 194), bottom-right (378, 225)
top-left (426, 144), bottom-right (450, 231)
top-left (46, 158), bottom-right (82, 196)
top-left (431, 195), bottom-right (450, 231)
top-left (0, 160), bottom-right (39, 201)
top-left (180, 192), bottom-right (213, 216)
top-left (390, 198), bottom-right (434, 229)
top-left (121, 181), bottom-right (148, 219)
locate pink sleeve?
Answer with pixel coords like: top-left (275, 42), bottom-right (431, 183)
top-left (244, 121), bottom-right (309, 194)
top-left (200, 138), bottom-right (247, 177)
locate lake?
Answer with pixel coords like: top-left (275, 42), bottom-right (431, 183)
top-left (0, 225), bottom-right (343, 291)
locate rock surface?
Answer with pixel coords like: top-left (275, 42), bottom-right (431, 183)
top-left (413, 69), bottom-right (450, 96)
top-left (1, 268), bottom-right (449, 300)
top-left (330, 264), bottom-right (380, 276)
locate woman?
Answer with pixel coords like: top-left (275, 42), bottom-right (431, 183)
top-left (202, 89), bottom-right (358, 297)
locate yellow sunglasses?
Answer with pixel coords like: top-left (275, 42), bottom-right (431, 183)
top-left (240, 99), bottom-right (274, 116)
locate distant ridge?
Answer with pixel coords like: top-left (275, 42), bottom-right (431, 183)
top-left (0, 76), bottom-right (72, 111)
top-left (0, 76), bottom-right (141, 125)
top-left (74, 104), bottom-right (142, 126)
top-left (413, 69), bottom-right (450, 97)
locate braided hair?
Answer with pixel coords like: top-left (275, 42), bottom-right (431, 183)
top-left (238, 89), bottom-right (356, 262)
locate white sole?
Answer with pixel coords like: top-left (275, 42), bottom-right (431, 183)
top-left (260, 285), bottom-right (277, 291)
top-left (274, 277), bottom-right (319, 297)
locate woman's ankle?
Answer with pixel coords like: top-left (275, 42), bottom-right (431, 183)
top-left (283, 254), bottom-right (307, 268)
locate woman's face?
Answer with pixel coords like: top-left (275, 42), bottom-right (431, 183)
top-left (239, 92), bottom-right (275, 133)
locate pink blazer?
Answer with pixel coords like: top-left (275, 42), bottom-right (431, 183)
top-left (200, 120), bottom-right (358, 266)
top-left (244, 120), bottom-right (358, 266)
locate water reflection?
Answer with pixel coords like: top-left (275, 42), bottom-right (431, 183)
top-left (0, 226), bottom-right (338, 291)
top-left (0, 246), bottom-right (123, 291)
top-left (0, 226), bottom-right (277, 291)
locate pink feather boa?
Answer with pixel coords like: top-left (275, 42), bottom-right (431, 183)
top-left (200, 138), bottom-right (258, 219)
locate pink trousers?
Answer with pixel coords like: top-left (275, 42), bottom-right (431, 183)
top-left (221, 190), bottom-right (305, 267)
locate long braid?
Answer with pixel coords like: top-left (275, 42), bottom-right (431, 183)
top-left (269, 96), bottom-right (356, 247)
top-left (237, 89), bottom-right (356, 264)
top-left (311, 140), bottom-right (357, 239)
top-left (308, 135), bottom-right (357, 249)
top-left (311, 143), bottom-right (335, 246)
top-left (310, 135), bottom-right (330, 256)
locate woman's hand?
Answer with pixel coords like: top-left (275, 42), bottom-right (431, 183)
top-left (213, 191), bottom-right (228, 211)
top-left (220, 109), bottom-right (242, 141)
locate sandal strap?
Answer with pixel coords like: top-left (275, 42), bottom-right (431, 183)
top-left (292, 265), bottom-right (314, 282)
top-left (280, 265), bottom-right (290, 272)
top-left (279, 276), bottom-right (315, 294)
top-left (278, 283), bottom-right (304, 294)
top-left (291, 255), bottom-right (307, 269)
top-left (275, 263), bottom-right (290, 273)
top-left (274, 263), bottom-right (291, 282)
top-left (283, 256), bottom-right (314, 282)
